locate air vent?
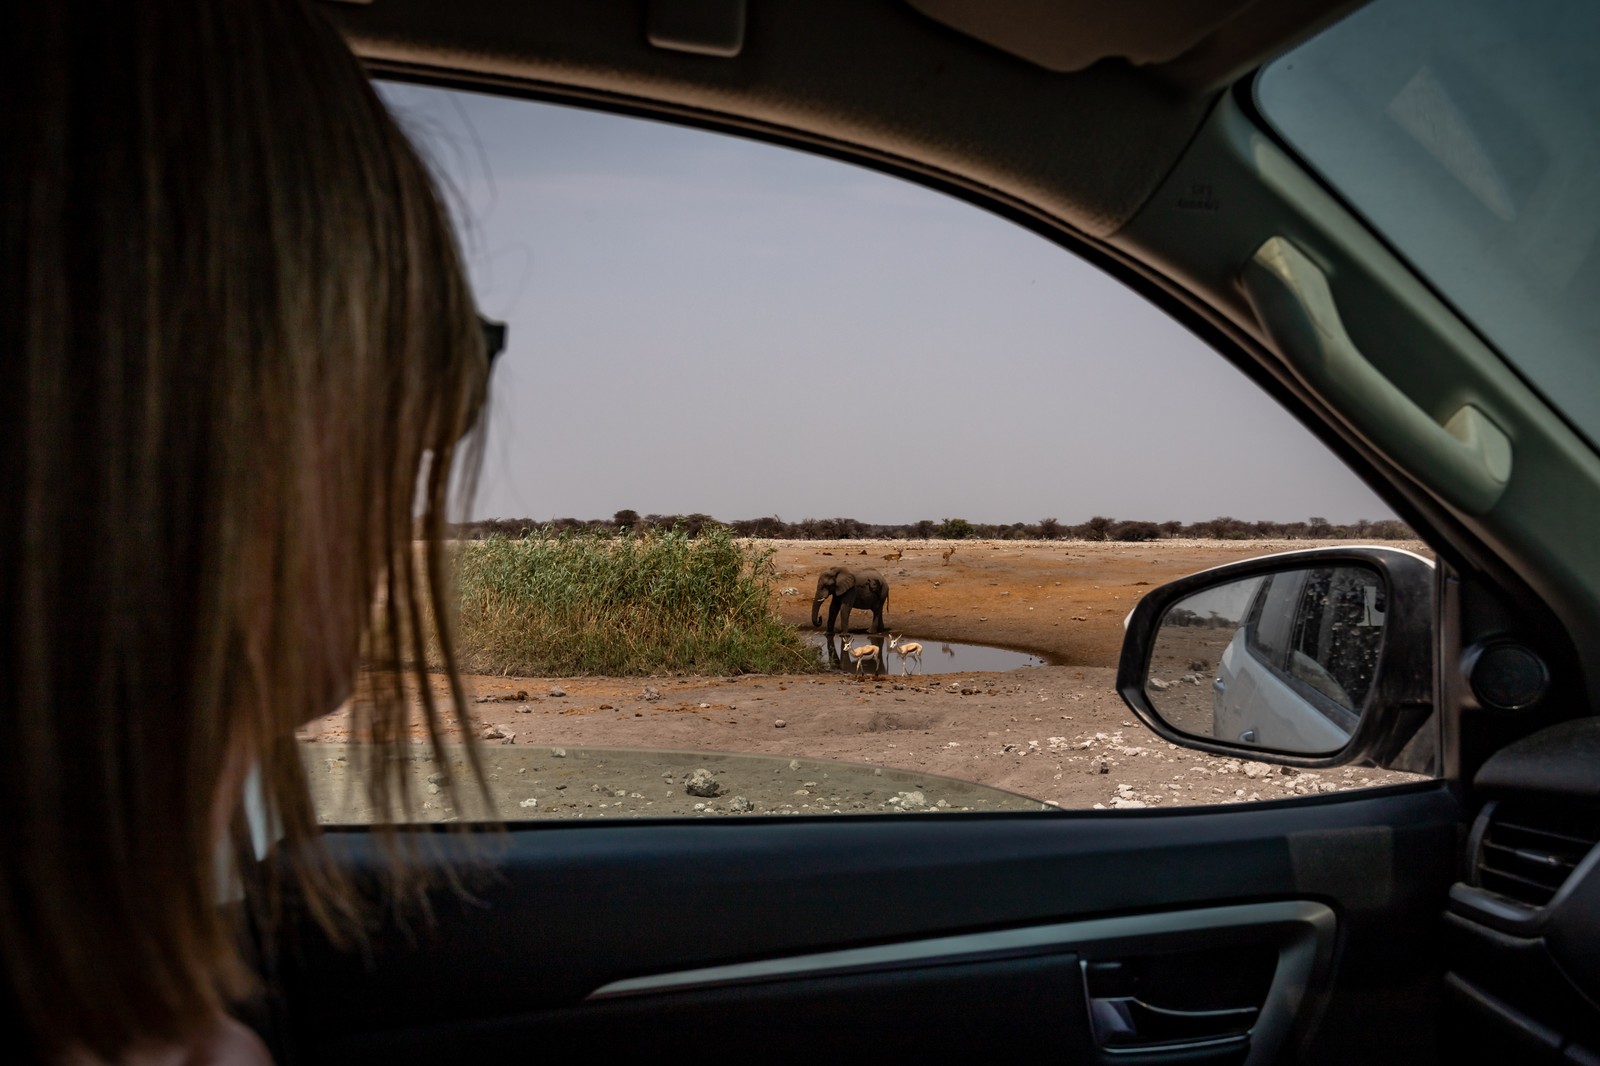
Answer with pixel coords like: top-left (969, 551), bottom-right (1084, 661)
top-left (1474, 800), bottom-right (1600, 909)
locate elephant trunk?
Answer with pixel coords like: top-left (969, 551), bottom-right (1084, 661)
top-left (811, 597), bottom-right (826, 628)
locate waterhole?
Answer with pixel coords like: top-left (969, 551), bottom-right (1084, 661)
top-left (802, 632), bottom-right (1049, 675)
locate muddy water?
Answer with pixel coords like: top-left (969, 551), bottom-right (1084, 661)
top-left (801, 632), bottom-right (1049, 675)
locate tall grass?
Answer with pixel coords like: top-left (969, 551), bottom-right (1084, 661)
top-left (453, 525), bottom-right (820, 676)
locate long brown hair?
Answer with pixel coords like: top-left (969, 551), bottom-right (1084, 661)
top-left (2, 1), bottom-right (487, 1058)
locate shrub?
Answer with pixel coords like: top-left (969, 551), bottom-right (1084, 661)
top-left (452, 525), bottom-right (819, 676)
top-left (938, 517), bottom-right (974, 540)
top-left (1079, 515), bottom-right (1114, 540)
top-left (1111, 520), bottom-right (1161, 542)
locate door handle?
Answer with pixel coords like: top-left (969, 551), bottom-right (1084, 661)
top-left (1089, 995), bottom-right (1258, 1050)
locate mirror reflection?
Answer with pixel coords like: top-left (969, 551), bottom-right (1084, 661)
top-left (1145, 565), bottom-right (1386, 754)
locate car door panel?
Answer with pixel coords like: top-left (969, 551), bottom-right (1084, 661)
top-left (274, 784), bottom-right (1457, 1063)
top-left (313, 954), bottom-right (1096, 1061)
top-left (310, 907), bottom-right (1329, 1063)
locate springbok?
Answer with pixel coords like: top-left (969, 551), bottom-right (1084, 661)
top-left (882, 547), bottom-right (903, 562)
top-left (889, 634), bottom-right (924, 675)
top-left (841, 635), bottom-right (881, 674)
top-left (941, 545), bottom-right (957, 565)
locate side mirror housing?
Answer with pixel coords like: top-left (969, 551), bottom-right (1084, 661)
top-left (1117, 546), bottom-right (1434, 770)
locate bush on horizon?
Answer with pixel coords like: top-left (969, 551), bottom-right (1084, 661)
top-left (938, 517), bottom-right (974, 540)
top-left (452, 525), bottom-right (819, 677)
top-left (449, 513), bottom-right (1417, 543)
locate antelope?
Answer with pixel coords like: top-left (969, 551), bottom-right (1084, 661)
top-left (842, 635), bottom-right (880, 674)
top-left (889, 634), bottom-right (923, 675)
top-left (882, 547), bottom-right (903, 562)
top-left (941, 545), bottom-right (957, 565)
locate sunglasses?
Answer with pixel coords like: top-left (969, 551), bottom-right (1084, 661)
top-left (459, 316), bottom-right (506, 439)
top-left (480, 315), bottom-right (507, 367)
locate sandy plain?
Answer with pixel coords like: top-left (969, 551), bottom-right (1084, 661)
top-left (301, 538), bottom-right (1429, 820)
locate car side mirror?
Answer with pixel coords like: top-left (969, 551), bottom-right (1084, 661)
top-left (1117, 546), bottom-right (1435, 769)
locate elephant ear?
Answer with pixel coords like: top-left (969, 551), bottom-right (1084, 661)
top-left (833, 570), bottom-right (857, 594)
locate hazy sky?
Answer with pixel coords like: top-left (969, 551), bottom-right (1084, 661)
top-left (381, 83), bottom-right (1392, 527)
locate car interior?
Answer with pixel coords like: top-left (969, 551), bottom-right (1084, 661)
top-left (242, 2), bottom-right (1600, 1062)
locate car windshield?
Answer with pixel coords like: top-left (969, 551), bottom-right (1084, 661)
top-left (1256, 0), bottom-right (1600, 450)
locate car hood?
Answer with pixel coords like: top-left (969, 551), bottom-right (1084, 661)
top-left (304, 743), bottom-right (1051, 822)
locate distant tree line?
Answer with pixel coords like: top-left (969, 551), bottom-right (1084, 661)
top-left (449, 510), bottom-right (1415, 542)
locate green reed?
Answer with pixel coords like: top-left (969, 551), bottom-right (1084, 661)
top-left (451, 525), bottom-right (820, 676)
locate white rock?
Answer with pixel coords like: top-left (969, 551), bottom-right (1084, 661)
top-left (896, 791), bottom-right (927, 810)
top-left (685, 768), bottom-right (722, 798)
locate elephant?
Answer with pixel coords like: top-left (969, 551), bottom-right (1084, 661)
top-left (811, 567), bottom-right (890, 637)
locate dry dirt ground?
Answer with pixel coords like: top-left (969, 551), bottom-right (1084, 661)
top-left (301, 539), bottom-right (1428, 821)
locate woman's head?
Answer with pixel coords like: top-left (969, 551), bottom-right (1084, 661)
top-left (2, 0), bottom-right (487, 1057)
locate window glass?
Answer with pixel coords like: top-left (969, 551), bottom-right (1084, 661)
top-left (1246, 572), bottom-right (1302, 670)
top-left (303, 82), bottom-right (1432, 823)
top-left (1287, 568), bottom-right (1384, 712)
top-left (1257, 0), bottom-right (1600, 450)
